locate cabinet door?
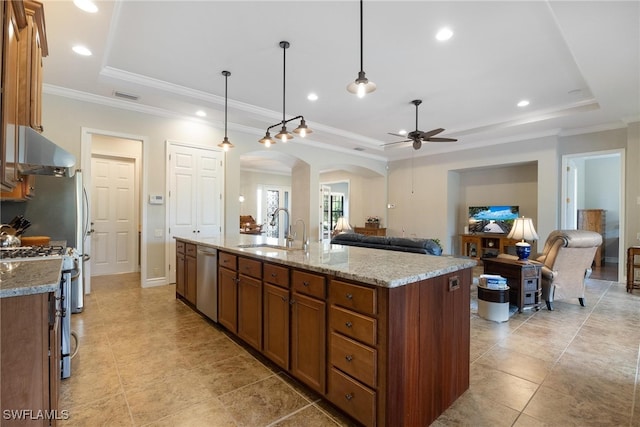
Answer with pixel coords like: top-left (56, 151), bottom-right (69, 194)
top-left (1, 0), bottom-right (22, 190)
top-left (218, 267), bottom-right (238, 333)
top-left (185, 255), bottom-right (197, 305)
top-left (291, 292), bottom-right (326, 393)
top-left (263, 283), bottom-right (289, 369)
top-left (48, 293), bottom-right (60, 424)
top-left (238, 275), bottom-right (262, 351)
top-left (176, 252), bottom-right (185, 297)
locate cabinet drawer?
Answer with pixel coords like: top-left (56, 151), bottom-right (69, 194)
top-left (239, 257), bottom-right (262, 279)
top-left (176, 240), bottom-right (185, 254)
top-left (330, 280), bottom-right (376, 315)
top-left (264, 263), bottom-right (289, 288)
top-left (522, 266), bottom-right (540, 279)
top-left (523, 278), bottom-right (538, 292)
top-left (328, 367), bottom-right (376, 427)
top-left (330, 332), bottom-right (376, 388)
top-left (292, 270), bottom-right (325, 299)
top-left (330, 306), bottom-right (376, 346)
top-left (219, 252), bottom-right (237, 271)
top-left (185, 243), bottom-right (197, 257)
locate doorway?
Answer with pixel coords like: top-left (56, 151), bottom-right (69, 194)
top-left (561, 149), bottom-right (625, 281)
top-left (90, 154), bottom-right (138, 276)
top-left (260, 185), bottom-right (291, 239)
top-left (81, 128), bottom-right (146, 292)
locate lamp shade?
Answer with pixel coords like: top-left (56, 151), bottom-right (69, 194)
top-left (507, 217), bottom-right (539, 242)
top-left (334, 217), bottom-right (352, 232)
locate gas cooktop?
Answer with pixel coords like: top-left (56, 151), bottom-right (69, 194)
top-left (0, 245), bottom-right (66, 260)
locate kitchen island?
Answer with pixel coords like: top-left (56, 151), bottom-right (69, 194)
top-left (176, 235), bottom-right (476, 427)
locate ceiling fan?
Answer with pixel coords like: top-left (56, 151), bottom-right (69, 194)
top-left (384, 99), bottom-right (457, 150)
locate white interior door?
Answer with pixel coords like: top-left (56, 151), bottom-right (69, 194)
top-left (91, 155), bottom-right (137, 276)
top-left (168, 143), bottom-right (223, 283)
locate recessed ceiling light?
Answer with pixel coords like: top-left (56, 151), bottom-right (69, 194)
top-left (399, 129), bottom-right (407, 136)
top-left (517, 100), bottom-right (530, 107)
top-left (73, 0), bottom-right (98, 13)
top-left (196, 110), bottom-right (206, 117)
top-left (307, 93), bottom-right (318, 101)
top-left (72, 45), bottom-right (92, 56)
top-left (436, 27), bottom-right (453, 41)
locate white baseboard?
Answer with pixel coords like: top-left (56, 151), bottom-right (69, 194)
top-left (143, 277), bottom-right (169, 288)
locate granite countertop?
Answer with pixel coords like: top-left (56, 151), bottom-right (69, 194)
top-left (177, 235), bottom-right (477, 288)
top-left (0, 258), bottom-right (62, 298)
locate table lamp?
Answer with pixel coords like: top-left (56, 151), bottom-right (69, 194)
top-left (507, 217), bottom-right (539, 261)
top-left (333, 217), bottom-right (352, 236)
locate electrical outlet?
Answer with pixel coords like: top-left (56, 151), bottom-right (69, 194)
top-left (154, 229), bottom-right (163, 238)
top-left (637, 232), bottom-right (640, 241)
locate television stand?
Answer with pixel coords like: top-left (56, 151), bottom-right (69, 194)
top-left (460, 233), bottom-right (520, 263)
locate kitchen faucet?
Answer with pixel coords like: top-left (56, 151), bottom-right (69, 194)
top-left (294, 219), bottom-right (309, 252)
top-left (270, 207), bottom-right (294, 247)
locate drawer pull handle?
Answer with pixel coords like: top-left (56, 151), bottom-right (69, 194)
top-left (303, 281), bottom-right (310, 287)
top-left (345, 321), bottom-right (353, 328)
top-left (281, 296), bottom-right (287, 302)
top-left (346, 293), bottom-right (353, 300)
top-left (345, 355), bottom-right (353, 362)
top-left (345, 393), bottom-right (353, 401)
top-left (272, 273), bottom-right (277, 277)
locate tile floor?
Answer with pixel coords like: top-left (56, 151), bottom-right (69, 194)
top-left (60, 270), bottom-right (640, 426)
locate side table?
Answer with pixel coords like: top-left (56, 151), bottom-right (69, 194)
top-left (482, 257), bottom-right (542, 312)
top-left (627, 246), bottom-right (640, 293)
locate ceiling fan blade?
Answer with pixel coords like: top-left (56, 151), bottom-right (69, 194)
top-left (426, 137), bottom-right (458, 142)
top-left (382, 139), bottom-right (411, 147)
top-left (387, 132), bottom-right (408, 138)
top-left (420, 128), bottom-right (445, 139)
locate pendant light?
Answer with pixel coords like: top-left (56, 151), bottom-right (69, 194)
top-left (217, 70), bottom-right (233, 151)
top-left (259, 41), bottom-right (312, 146)
top-left (347, 0), bottom-right (376, 98)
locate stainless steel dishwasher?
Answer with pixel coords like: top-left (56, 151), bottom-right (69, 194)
top-left (196, 246), bottom-right (218, 322)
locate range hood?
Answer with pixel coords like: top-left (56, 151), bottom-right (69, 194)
top-left (17, 126), bottom-right (76, 177)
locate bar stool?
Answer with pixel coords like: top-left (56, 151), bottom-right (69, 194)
top-left (627, 246), bottom-right (640, 293)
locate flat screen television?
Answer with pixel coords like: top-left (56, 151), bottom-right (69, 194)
top-left (468, 205), bottom-right (519, 234)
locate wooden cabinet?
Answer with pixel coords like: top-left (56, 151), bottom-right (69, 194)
top-left (291, 269), bottom-right (326, 394)
top-left (237, 257), bottom-right (262, 351)
top-left (1, 0), bottom-right (48, 195)
top-left (218, 252), bottom-right (238, 332)
top-left (626, 246), bottom-right (640, 293)
top-left (483, 257), bottom-right (542, 312)
top-left (262, 263), bottom-right (290, 369)
top-left (354, 227), bottom-right (386, 237)
top-left (460, 233), bottom-right (520, 263)
top-left (175, 241), bottom-right (196, 305)
top-left (1, 173), bottom-right (35, 200)
top-left (577, 209), bottom-right (606, 266)
top-left (328, 280), bottom-right (378, 426)
top-left (1, 0), bottom-right (24, 191)
top-left (19, 0), bottom-right (47, 131)
top-left (1, 291), bottom-right (60, 426)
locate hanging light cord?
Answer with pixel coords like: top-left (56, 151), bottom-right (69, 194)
top-left (359, 0), bottom-right (364, 73)
top-left (224, 73), bottom-right (228, 138)
top-left (282, 43), bottom-right (286, 126)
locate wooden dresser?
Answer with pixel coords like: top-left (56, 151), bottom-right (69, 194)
top-left (354, 227), bottom-right (386, 236)
top-left (577, 209), bottom-right (606, 266)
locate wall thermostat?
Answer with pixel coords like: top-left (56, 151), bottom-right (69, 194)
top-left (149, 195), bottom-right (164, 205)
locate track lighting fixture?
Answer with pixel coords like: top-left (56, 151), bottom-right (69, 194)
top-left (259, 41), bottom-right (312, 146)
top-left (347, 0), bottom-right (376, 98)
top-left (218, 70), bottom-right (234, 151)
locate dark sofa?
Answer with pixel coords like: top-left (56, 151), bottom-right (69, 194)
top-left (330, 233), bottom-right (442, 256)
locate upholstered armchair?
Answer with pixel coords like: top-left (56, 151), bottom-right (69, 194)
top-left (535, 229), bottom-right (603, 310)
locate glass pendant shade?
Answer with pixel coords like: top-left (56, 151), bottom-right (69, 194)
top-left (347, 71), bottom-right (377, 98)
top-left (218, 136), bottom-right (233, 151)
